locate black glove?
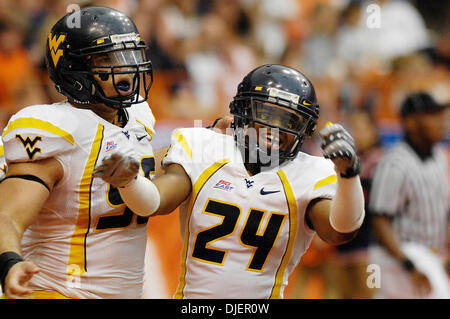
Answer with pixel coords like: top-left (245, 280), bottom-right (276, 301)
top-left (319, 123), bottom-right (361, 178)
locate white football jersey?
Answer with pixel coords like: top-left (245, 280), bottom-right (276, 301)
top-left (0, 138), bottom-right (6, 180)
top-left (163, 128), bottom-right (337, 299)
top-left (2, 100), bottom-right (156, 298)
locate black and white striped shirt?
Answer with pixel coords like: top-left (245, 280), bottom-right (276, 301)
top-left (369, 141), bottom-right (449, 251)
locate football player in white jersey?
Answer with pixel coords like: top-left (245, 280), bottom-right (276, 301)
top-left (96, 64), bottom-right (366, 298)
top-left (0, 7), bottom-right (158, 299)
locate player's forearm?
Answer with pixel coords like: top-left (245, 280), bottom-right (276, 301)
top-left (0, 177), bottom-right (50, 255)
top-left (0, 213), bottom-right (23, 256)
top-left (118, 164), bottom-right (192, 216)
top-left (153, 171), bottom-right (192, 215)
top-left (0, 217), bottom-right (26, 294)
top-left (319, 123), bottom-right (364, 233)
top-left (329, 175), bottom-right (365, 233)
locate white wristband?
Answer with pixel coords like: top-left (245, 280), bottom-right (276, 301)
top-left (118, 175), bottom-right (160, 216)
top-left (329, 176), bottom-right (365, 233)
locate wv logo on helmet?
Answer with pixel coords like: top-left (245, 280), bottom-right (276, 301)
top-left (48, 33), bottom-right (66, 67)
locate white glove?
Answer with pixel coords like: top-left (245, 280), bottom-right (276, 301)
top-left (93, 152), bottom-right (139, 188)
top-left (93, 152), bottom-right (160, 216)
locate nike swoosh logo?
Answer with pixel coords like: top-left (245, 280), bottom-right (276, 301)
top-left (136, 134), bottom-right (147, 142)
top-left (260, 188), bottom-right (280, 195)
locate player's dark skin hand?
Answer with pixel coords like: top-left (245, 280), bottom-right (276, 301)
top-left (409, 269), bottom-right (432, 297)
top-left (211, 116), bottom-right (233, 135)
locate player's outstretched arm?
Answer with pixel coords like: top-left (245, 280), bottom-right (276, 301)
top-left (207, 115), bottom-right (234, 134)
top-left (0, 158), bottom-right (62, 298)
top-left (94, 152), bottom-right (191, 216)
top-left (152, 163), bottom-right (192, 215)
top-left (306, 123), bottom-right (365, 245)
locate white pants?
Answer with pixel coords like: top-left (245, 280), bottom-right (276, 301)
top-left (369, 242), bottom-right (449, 299)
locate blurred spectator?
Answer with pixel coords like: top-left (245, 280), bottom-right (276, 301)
top-left (134, 0), bottom-right (185, 72)
top-left (0, 21), bottom-right (46, 129)
top-left (181, 11), bottom-right (257, 117)
top-left (245, 0), bottom-right (300, 62)
top-left (363, 0), bottom-right (431, 63)
top-left (157, 0), bottom-right (203, 66)
top-left (335, 1), bottom-right (371, 75)
top-left (301, 2), bottom-right (339, 78)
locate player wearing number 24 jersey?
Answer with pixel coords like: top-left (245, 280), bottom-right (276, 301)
top-left (96, 64), bottom-right (366, 299)
top-left (164, 127), bottom-right (337, 298)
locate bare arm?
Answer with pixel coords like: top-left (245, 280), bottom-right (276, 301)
top-left (306, 196), bottom-right (359, 245)
top-left (309, 123), bottom-right (365, 244)
top-left (94, 153), bottom-right (192, 216)
top-left (0, 158), bottom-right (63, 298)
top-left (152, 163), bottom-right (192, 215)
top-left (0, 158), bottom-right (62, 254)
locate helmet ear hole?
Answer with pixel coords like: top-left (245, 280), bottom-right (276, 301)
top-left (59, 73), bottom-right (93, 103)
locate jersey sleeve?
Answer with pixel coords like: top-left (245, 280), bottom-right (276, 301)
top-left (162, 128), bottom-right (196, 176)
top-left (282, 155), bottom-right (338, 235)
top-left (307, 158), bottom-right (337, 201)
top-left (162, 127), bottom-right (221, 181)
top-left (1, 105), bottom-right (75, 163)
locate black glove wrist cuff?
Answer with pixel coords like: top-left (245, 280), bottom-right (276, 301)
top-left (0, 251), bottom-right (24, 291)
top-left (401, 259), bottom-right (416, 272)
top-left (340, 157), bottom-right (361, 178)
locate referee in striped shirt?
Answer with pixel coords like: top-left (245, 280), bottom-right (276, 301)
top-left (369, 92), bottom-right (449, 298)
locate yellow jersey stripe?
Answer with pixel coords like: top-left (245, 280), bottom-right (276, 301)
top-left (28, 290), bottom-right (71, 299)
top-left (0, 144), bottom-right (3, 157)
top-left (174, 158), bottom-right (230, 299)
top-left (271, 169), bottom-right (298, 299)
top-left (313, 174), bottom-right (337, 190)
top-left (2, 118), bottom-right (75, 145)
top-left (67, 124), bottom-right (103, 278)
top-left (135, 118), bottom-right (154, 139)
top-left (174, 130), bottom-right (192, 160)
